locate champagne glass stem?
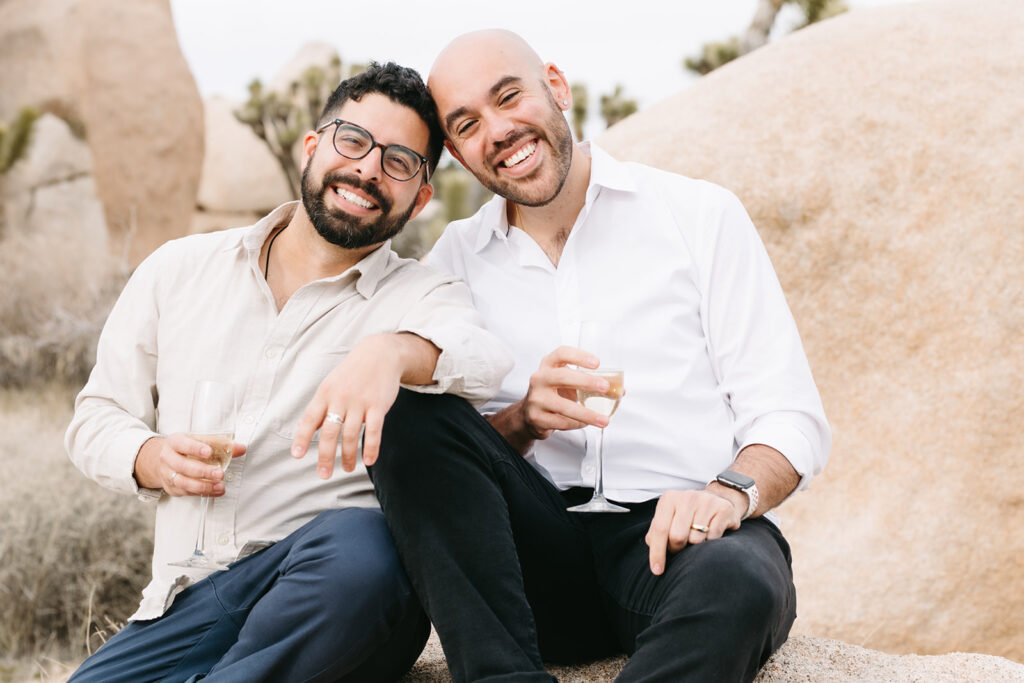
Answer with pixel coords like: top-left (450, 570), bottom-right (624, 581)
top-left (593, 427), bottom-right (606, 497)
top-left (192, 495), bottom-right (211, 557)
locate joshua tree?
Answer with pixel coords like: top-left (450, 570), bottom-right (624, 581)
top-left (685, 0), bottom-right (847, 75)
top-left (234, 55), bottom-right (346, 197)
top-left (0, 107), bottom-right (39, 174)
top-left (599, 85), bottom-right (638, 129)
top-left (570, 82), bottom-right (589, 141)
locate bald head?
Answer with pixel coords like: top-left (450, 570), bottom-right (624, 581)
top-left (429, 30), bottom-right (545, 91)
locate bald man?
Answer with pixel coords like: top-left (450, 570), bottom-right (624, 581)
top-left (370, 30), bottom-right (830, 682)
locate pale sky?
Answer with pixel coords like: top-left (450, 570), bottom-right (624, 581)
top-left (170, 0), bottom-right (913, 136)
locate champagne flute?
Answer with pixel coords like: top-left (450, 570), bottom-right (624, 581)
top-left (169, 380), bottom-right (235, 570)
top-left (568, 321), bottom-right (629, 513)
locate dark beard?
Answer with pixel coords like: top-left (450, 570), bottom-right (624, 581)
top-left (476, 87), bottom-right (574, 208)
top-left (301, 168), bottom-right (416, 249)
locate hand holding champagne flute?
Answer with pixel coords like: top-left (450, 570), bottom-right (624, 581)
top-left (568, 321), bottom-right (629, 513)
top-left (170, 380), bottom-right (236, 570)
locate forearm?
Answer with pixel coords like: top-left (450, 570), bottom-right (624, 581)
top-left (705, 443), bottom-right (800, 518)
top-left (376, 332), bottom-right (441, 386)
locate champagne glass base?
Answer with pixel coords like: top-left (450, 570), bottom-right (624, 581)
top-left (168, 552), bottom-right (230, 571)
top-left (567, 495), bottom-right (629, 513)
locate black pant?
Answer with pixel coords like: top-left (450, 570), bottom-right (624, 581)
top-left (372, 390), bottom-right (796, 683)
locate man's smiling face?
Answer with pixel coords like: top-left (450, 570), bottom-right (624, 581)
top-left (301, 92), bottom-right (432, 249)
top-left (429, 32), bottom-right (574, 208)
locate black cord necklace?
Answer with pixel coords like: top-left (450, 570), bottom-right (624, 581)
top-left (264, 226), bottom-right (286, 281)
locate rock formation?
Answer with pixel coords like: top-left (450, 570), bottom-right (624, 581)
top-left (196, 97), bottom-right (293, 215)
top-left (401, 631), bottom-right (1024, 681)
top-left (0, 0), bottom-right (203, 265)
top-left (598, 0), bottom-right (1024, 661)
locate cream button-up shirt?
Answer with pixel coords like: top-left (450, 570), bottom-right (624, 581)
top-left (66, 202), bottom-right (512, 620)
top-left (427, 145), bottom-right (830, 523)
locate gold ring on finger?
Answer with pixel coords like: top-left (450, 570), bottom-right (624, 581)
top-left (690, 523), bottom-right (710, 534)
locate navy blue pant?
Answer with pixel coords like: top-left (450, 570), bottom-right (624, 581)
top-left (372, 390), bottom-right (796, 683)
top-left (70, 507), bottom-right (429, 683)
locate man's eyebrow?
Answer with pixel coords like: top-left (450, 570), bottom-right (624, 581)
top-left (443, 76), bottom-right (524, 133)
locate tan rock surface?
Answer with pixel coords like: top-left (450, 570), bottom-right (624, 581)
top-left (0, 0), bottom-right (203, 265)
top-left (1, 113), bottom-right (107, 250)
top-left (196, 97), bottom-right (294, 214)
top-left (401, 632), bottom-right (1024, 682)
top-left (598, 0), bottom-right (1024, 661)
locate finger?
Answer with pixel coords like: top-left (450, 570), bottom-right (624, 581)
top-left (361, 411), bottom-right (384, 468)
top-left (231, 442), bottom-right (247, 459)
top-left (533, 393), bottom-right (610, 428)
top-left (645, 501), bottom-right (675, 575)
top-left (292, 394), bottom-right (327, 459)
top-left (166, 433), bottom-right (213, 461)
top-left (162, 441), bottom-right (222, 482)
top-left (667, 511), bottom-right (698, 551)
top-left (542, 345), bottom-right (600, 370)
top-left (707, 497), bottom-right (736, 540)
top-left (541, 366), bottom-right (611, 393)
top-left (316, 414), bottom-right (343, 479)
top-left (169, 471), bottom-right (226, 497)
top-left (339, 416), bottom-right (364, 473)
top-left (685, 516), bottom-right (709, 547)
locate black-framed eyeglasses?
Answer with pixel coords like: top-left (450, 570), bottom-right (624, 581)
top-left (315, 119), bottom-right (430, 182)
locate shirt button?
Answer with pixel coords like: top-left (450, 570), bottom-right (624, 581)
top-left (218, 534), bottom-right (230, 545)
top-left (264, 346), bottom-right (280, 359)
top-left (225, 472), bottom-right (235, 482)
top-left (584, 465), bottom-right (595, 475)
top-left (243, 415), bottom-right (255, 425)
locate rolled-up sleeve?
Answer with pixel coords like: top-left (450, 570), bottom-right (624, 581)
top-left (65, 249), bottom-right (164, 498)
top-left (698, 188), bottom-right (831, 491)
top-left (397, 278), bottom-right (513, 408)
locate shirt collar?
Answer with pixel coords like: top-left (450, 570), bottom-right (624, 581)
top-left (471, 142), bottom-right (638, 254)
top-left (241, 201), bottom-right (397, 300)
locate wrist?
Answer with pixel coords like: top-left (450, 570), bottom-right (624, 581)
top-left (710, 469), bottom-right (759, 520)
top-left (706, 482), bottom-right (748, 518)
top-left (134, 436), bottom-right (164, 490)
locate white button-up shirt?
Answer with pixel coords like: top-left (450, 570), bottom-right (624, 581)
top-left (427, 145), bottom-right (830, 518)
top-left (66, 202), bottom-right (512, 620)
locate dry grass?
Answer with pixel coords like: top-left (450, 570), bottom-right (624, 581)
top-left (0, 229), bottom-right (126, 389)
top-left (0, 384), bottom-right (154, 682)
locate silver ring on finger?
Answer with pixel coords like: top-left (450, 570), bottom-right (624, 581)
top-left (690, 523), bottom-right (710, 534)
top-left (325, 412), bottom-right (343, 425)
top-left (169, 471), bottom-right (179, 485)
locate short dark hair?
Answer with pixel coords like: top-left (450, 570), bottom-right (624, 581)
top-left (318, 61), bottom-right (443, 177)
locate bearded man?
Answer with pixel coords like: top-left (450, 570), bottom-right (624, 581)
top-left (65, 62), bottom-right (511, 683)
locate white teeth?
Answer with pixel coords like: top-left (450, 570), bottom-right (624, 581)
top-left (333, 187), bottom-right (374, 209)
top-left (503, 141), bottom-right (537, 168)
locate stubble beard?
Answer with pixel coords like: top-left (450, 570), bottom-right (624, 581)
top-left (476, 91), bottom-right (574, 208)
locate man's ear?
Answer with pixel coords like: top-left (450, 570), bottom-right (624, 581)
top-left (301, 130), bottom-right (319, 171)
top-left (408, 181), bottom-right (435, 221)
top-left (543, 62), bottom-right (571, 111)
top-left (444, 139), bottom-right (466, 169)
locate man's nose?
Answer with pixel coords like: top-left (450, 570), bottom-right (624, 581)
top-left (481, 111), bottom-right (516, 147)
top-left (351, 145), bottom-right (384, 182)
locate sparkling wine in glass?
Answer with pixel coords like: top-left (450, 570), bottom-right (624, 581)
top-left (169, 380), bottom-right (235, 570)
top-left (568, 322), bottom-right (629, 513)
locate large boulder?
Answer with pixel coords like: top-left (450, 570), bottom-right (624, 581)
top-left (196, 97), bottom-right (294, 214)
top-left (599, 0), bottom-right (1023, 662)
top-left (0, 0), bottom-right (203, 266)
top-left (1, 113), bottom-right (107, 249)
top-left (401, 631), bottom-right (1024, 681)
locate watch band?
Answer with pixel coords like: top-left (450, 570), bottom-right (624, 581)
top-left (714, 470), bottom-right (759, 520)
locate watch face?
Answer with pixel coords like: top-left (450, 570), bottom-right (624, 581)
top-left (718, 470), bottom-right (755, 490)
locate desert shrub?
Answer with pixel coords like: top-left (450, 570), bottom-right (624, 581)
top-left (0, 386), bottom-right (154, 661)
top-left (0, 228), bottom-right (126, 389)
